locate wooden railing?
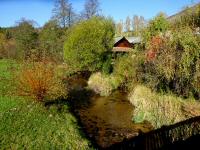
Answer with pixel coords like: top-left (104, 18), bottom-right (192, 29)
top-left (106, 116), bottom-right (200, 150)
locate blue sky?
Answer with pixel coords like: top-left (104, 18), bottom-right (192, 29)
top-left (0, 0), bottom-right (200, 27)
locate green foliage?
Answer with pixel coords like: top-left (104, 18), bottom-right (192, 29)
top-left (64, 17), bottom-right (115, 72)
top-left (142, 26), bottom-right (200, 98)
top-left (15, 19), bottom-right (38, 60)
top-left (171, 4), bottom-right (200, 29)
top-left (142, 13), bottom-right (169, 45)
top-left (0, 32), bottom-right (6, 58)
top-left (149, 13), bottom-right (169, 36)
top-left (102, 53), bottom-right (113, 74)
top-left (113, 52), bottom-right (144, 90)
top-left (39, 20), bottom-right (64, 61)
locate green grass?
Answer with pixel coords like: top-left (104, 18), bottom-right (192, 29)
top-left (0, 59), bottom-right (18, 96)
top-left (0, 59), bottom-right (92, 149)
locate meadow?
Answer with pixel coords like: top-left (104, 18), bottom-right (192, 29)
top-left (0, 59), bottom-right (92, 149)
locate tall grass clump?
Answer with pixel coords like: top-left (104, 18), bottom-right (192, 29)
top-left (17, 60), bottom-right (67, 102)
top-left (129, 85), bottom-right (200, 129)
top-left (88, 72), bottom-right (121, 96)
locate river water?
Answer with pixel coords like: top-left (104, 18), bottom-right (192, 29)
top-left (70, 86), bottom-right (152, 148)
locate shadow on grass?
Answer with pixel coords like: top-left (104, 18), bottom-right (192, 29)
top-left (44, 88), bottom-right (99, 149)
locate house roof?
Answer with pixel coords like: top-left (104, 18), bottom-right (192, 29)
top-left (114, 36), bottom-right (141, 44)
top-left (126, 37), bottom-right (141, 44)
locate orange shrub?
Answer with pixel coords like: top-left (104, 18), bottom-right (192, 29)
top-left (17, 60), bottom-right (67, 102)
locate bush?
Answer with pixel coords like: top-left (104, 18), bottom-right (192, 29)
top-left (64, 17), bottom-right (115, 72)
top-left (143, 27), bottom-right (200, 98)
top-left (102, 53), bottom-right (113, 74)
top-left (88, 72), bottom-right (121, 96)
top-left (113, 52), bottom-right (144, 90)
top-left (17, 60), bottom-right (67, 102)
top-left (129, 85), bottom-right (200, 128)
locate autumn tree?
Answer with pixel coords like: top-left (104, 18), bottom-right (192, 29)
top-left (82, 0), bottom-right (100, 19)
top-left (116, 20), bottom-right (123, 36)
top-left (132, 15), bottom-right (145, 36)
top-left (52, 0), bottom-right (76, 28)
top-left (125, 16), bottom-right (131, 32)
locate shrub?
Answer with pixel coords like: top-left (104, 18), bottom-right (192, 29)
top-left (129, 85), bottom-right (198, 128)
top-left (113, 52), bottom-right (145, 90)
top-left (64, 17), bottom-right (115, 72)
top-left (17, 60), bottom-right (67, 102)
top-left (102, 53), bottom-right (113, 74)
top-left (143, 27), bottom-right (200, 98)
top-left (88, 72), bottom-right (121, 96)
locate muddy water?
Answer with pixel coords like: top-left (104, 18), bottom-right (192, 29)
top-left (72, 90), bottom-right (153, 148)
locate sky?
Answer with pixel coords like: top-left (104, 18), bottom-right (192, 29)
top-left (0, 0), bottom-right (200, 27)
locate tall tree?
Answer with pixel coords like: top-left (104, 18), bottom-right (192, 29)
top-left (64, 17), bottom-right (115, 72)
top-left (82, 0), bottom-right (100, 19)
top-left (132, 15), bottom-right (146, 36)
top-left (132, 15), bottom-right (140, 35)
top-left (39, 20), bottom-right (64, 61)
top-left (125, 16), bottom-right (131, 32)
top-left (139, 16), bottom-right (145, 29)
top-left (15, 19), bottom-right (38, 60)
top-left (116, 20), bottom-right (123, 36)
top-left (52, 0), bottom-right (76, 28)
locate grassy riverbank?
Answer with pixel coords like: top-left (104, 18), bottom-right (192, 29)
top-left (129, 85), bottom-right (200, 129)
top-left (0, 59), bottom-right (92, 149)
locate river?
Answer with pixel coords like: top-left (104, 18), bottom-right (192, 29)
top-left (67, 76), bottom-right (153, 148)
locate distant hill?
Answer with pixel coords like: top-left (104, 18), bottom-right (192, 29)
top-left (167, 3), bottom-right (200, 22)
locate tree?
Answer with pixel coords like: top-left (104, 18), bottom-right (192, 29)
top-left (139, 16), bottom-right (145, 29)
top-left (116, 20), bottom-right (123, 36)
top-left (39, 20), bottom-right (63, 61)
top-left (82, 0), bottom-right (100, 19)
top-left (64, 17), bottom-right (115, 72)
top-left (52, 0), bottom-right (76, 28)
top-left (148, 12), bottom-right (169, 36)
top-left (0, 32), bottom-right (6, 58)
top-left (125, 16), bottom-right (131, 32)
top-left (15, 19), bottom-right (38, 60)
top-left (132, 15), bottom-right (146, 36)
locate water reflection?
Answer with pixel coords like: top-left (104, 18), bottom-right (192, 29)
top-left (72, 89), bottom-right (152, 148)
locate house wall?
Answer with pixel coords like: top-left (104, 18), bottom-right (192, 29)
top-left (114, 38), bottom-right (133, 48)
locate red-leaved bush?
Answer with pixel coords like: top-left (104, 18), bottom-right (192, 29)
top-left (146, 36), bottom-right (165, 61)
